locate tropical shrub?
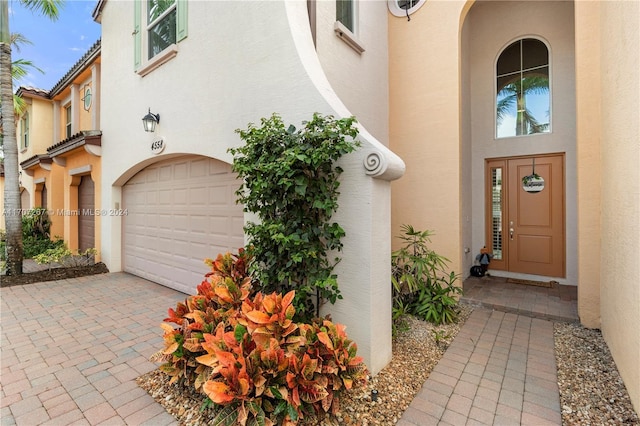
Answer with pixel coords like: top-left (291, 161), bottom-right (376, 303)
top-left (229, 113), bottom-right (360, 322)
top-left (33, 246), bottom-right (97, 269)
top-left (22, 207), bottom-right (51, 239)
top-left (0, 229), bottom-right (6, 263)
top-left (21, 208), bottom-right (65, 258)
top-left (391, 225), bottom-right (463, 326)
top-left (22, 235), bottom-right (65, 259)
top-left (154, 249), bottom-right (368, 425)
top-left (62, 247), bottom-right (98, 267)
top-left (33, 245), bottom-right (72, 270)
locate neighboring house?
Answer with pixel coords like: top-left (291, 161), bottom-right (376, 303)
top-left (90, 0), bottom-right (638, 409)
top-left (17, 40), bottom-right (102, 253)
top-left (15, 86), bottom-right (51, 215)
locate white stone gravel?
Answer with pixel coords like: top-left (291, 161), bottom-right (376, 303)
top-left (554, 322), bottom-right (639, 426)
top-left (138, 307), bottom-right (639, 425)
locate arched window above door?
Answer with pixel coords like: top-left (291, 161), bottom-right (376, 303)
top-left (496, 38), bottom-right (550, 138)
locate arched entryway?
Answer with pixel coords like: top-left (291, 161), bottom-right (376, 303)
top-left (461, 0), bottom-right (576, 283)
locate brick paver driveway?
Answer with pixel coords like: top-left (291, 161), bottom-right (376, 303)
top-left (1, 272), bottom-right (186, 425)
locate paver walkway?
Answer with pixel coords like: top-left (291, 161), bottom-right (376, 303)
top-left (2, 272), bottom-right (575, 425)
top-left (398, 308), bottom-right (562, 425)
top-left (1, 273), bottom-right (184, 426)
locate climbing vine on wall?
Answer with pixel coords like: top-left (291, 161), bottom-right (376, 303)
top-left (230, 113), bottom-right (360, 321)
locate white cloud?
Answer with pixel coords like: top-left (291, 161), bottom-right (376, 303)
top-left (497, 114), bottom-right (517, 138)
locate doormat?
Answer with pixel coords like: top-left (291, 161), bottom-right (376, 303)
top-left (506, 278), bottom-right (553, 288)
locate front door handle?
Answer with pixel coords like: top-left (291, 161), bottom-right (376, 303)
top-left (509, 227), bottom-right (514, 240)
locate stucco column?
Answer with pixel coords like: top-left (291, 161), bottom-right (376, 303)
top-left (574, 0), bottom-right (602, 328)
top-left (285, 2), bottom-right (405, 374)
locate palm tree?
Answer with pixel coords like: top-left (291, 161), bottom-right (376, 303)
top-left (497, 75), bottom-right (549, 136)
top-left (1, 0), bottom-right (63, 275)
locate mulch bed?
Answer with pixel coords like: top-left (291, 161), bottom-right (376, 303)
top-left (0, 262), bottom-right (109, 287)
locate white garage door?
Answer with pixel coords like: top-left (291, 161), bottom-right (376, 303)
top-left (123, 156), bottom-right (245, 294)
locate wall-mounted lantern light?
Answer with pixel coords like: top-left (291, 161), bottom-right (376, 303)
top-left (142, 108), bottom-right (160, 132)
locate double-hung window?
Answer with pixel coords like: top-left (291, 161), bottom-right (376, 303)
top-left (65, 104), bottom-right (72, 139)
top-left (334, 0), bottom-right (365, 53)
top-left (147, 0), bottom-right (177, 60)
top-left (21, 113), bottom-right (29, 149)
top-left (336, 0), bottom-right (355, 33)
top-left (134, 0), bottom-right (188, 74)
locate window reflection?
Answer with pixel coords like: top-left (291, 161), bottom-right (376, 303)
top-left (147, 0), bottom-right (176, 60)
top-left (496, 38), bottom-right (550, 138)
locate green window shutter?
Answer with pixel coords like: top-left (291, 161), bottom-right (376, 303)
top-left (133, 0), bottom-right (141, 68)
top-left (177, 0), bottom-right (188, 42)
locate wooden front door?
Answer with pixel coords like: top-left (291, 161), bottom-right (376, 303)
top-left (485, 154), bottom-right (565, 277)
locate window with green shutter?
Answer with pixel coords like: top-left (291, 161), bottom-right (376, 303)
top-left (134, 0), bottom-right (188, 70)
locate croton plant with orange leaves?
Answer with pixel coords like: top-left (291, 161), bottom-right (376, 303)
top-left (152, 249), bottom-right (368, 425)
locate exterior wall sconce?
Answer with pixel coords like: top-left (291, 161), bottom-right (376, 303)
top-left (142, 108), bottom-right (160, 132)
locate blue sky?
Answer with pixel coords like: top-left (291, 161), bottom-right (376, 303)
top-left (8, 0), bottom-right (101, 91)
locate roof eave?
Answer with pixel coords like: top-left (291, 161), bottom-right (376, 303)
top-left (93, 0), bottom-right (106, 23)
top-left (49, 40), bottom-right (101, 97)
top-left (47, 131), bottom-right (102, 158)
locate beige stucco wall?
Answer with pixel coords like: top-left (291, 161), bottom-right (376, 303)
top-left (23, 96), bottom-right (53, 155)
top-left (574, 0), bottom-right (602, 329)
top-left (596, 0), bottom-right (640, 412)
top-left (389, 1), bottom-right (467, 275)
top-left (97, 0), bottom-right (402, 374)
top-left (78, 77), bottom-right (94, 132)
top-left (315, 0), bottom-right (389, 145)
top-left (17, 96), bottom-right (53, 211)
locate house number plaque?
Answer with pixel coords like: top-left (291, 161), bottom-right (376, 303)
top-left (151, 138), bottom-right (165, 155)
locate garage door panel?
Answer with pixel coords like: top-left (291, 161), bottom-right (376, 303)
top-left (190, 215), bottom-right (209, 232)
top-left (232, 217), bottom-right (245, 235)
top-left (158, 189), bottom-right (174, 205)
top-left (190, 187), bottom-right (210, 204)
top-left (144, 167), bottom-right (159, 183)
top-left (159, 165), bottom-right (172, 181)
top-left (174, 162), bottom-right (189, 178)
top-left (78, 176), bottom-right (95, 251)
top-left (190, 159), bottom-right (208, 177)
top-left (208, 216), bottom-right (233, 235)
top-left (175, 188), bottom-right (190, 204)
top-left (208, 185), bottom-right (232, 204)
top-left (173, 240), bottom-right (190, 254)
top-left (123, 156), bottom-right (244, 294)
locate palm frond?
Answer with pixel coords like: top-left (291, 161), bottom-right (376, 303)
top-left (9, 33), bottom-right (33, 53)
top-left (20, 0), bottom-right (64, 20)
